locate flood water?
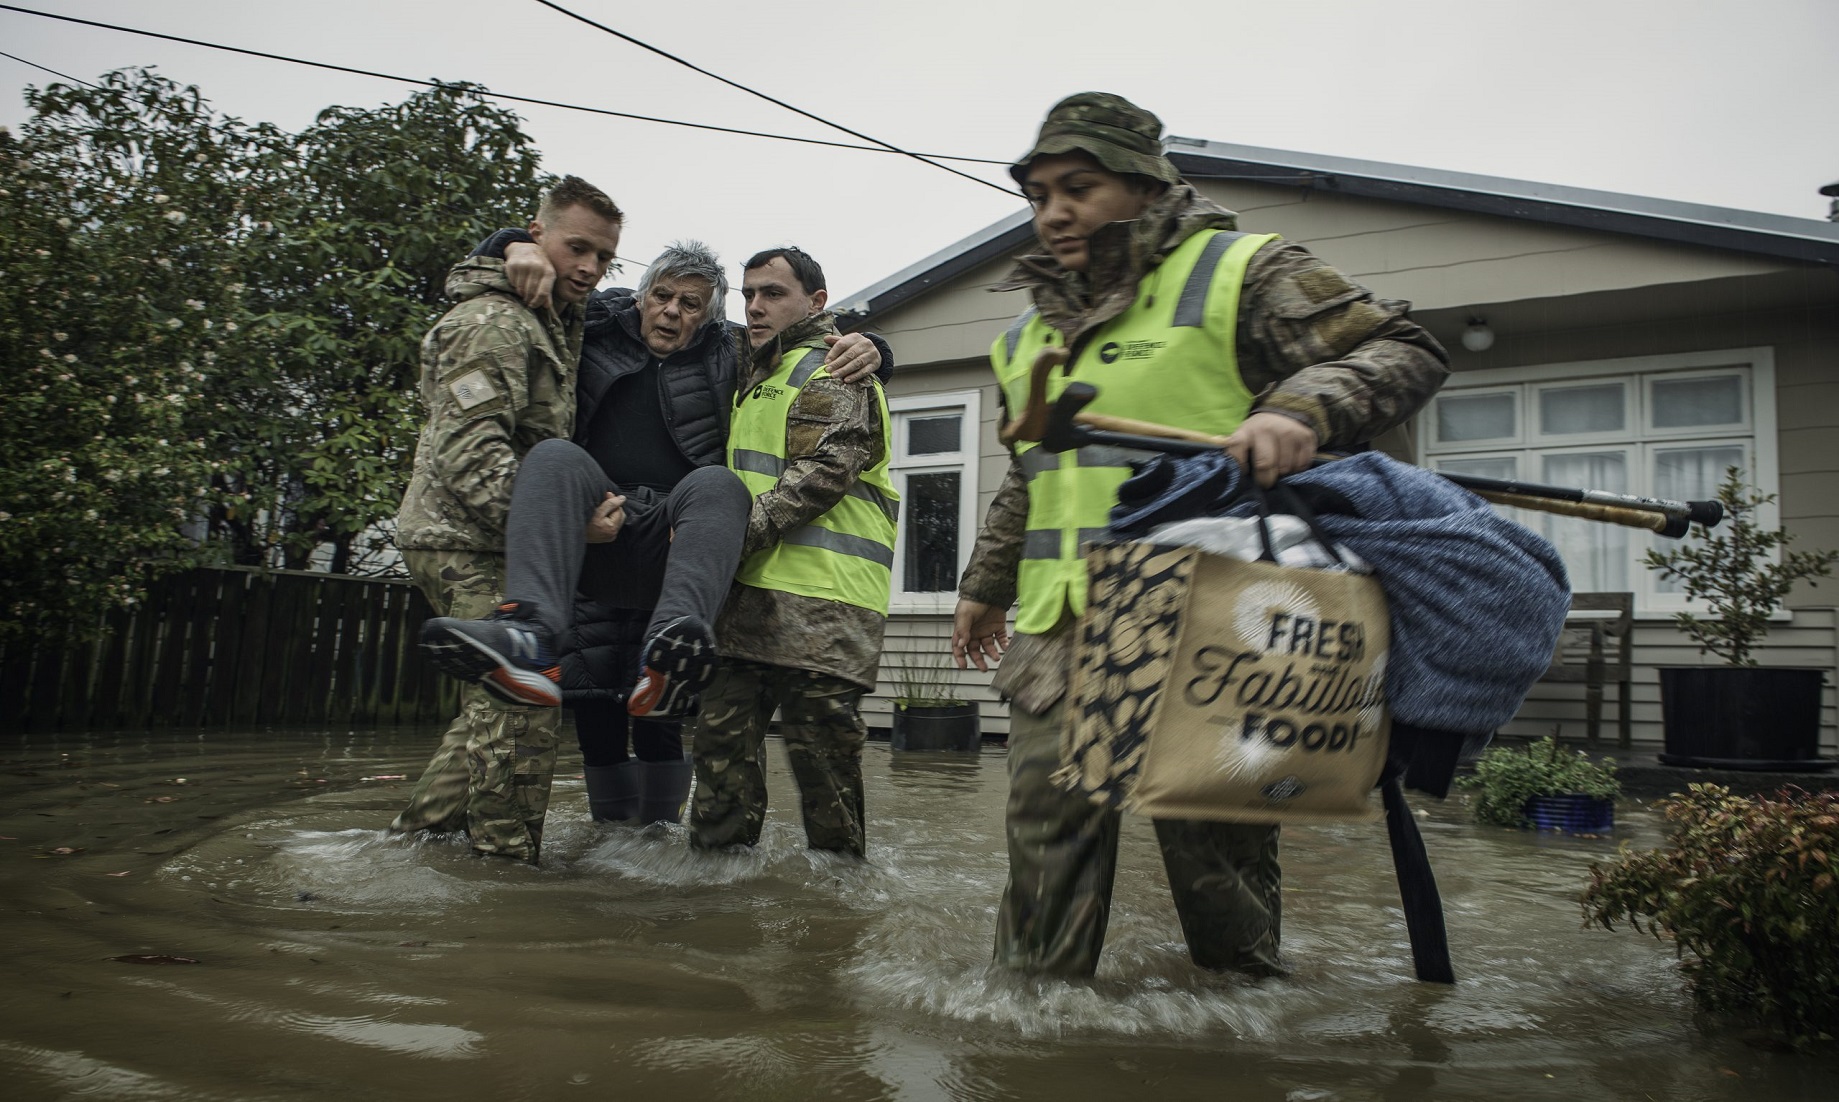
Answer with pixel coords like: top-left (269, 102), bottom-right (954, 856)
top-left (1, 726), bottom-right (1833, 1101)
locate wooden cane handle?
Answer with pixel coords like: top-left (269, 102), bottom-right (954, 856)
top-left (1075, 411), bottom-right (1231, 446)
top-left (999, 346), bottom-right (1070, 444)
top-left (1476, 491), bottom-right (1669, 533)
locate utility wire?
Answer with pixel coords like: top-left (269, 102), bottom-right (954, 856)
top-left (529, 0), bottom-right (1016, 196)
top-left (0, 47), bottom-right (459, 212)
top-left (4, 8), bottom-right (1325, 204)
top-left (0, 46), bottom-right (87, 88)
top-left (0, 4), bottom-right (1014, 171)
top-left (0, 46), bottom-right (664, 278)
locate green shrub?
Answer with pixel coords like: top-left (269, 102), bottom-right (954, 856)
top-left (1643, 467), bottom-right (1837, 667)
top-left (1581, 784), bottom-right (1839, 1045)
top-left (1456, 736), bottom-right (1619, 828)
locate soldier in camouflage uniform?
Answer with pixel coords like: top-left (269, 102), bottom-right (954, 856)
top-left (391, 176), bottom-right (623, 863)
top-left (952, 94), bottom-right (1449, 976)
top-left (691, 248), bottom-right (897, 858)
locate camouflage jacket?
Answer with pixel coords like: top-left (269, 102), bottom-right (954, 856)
top-left (959, 184), bottom-right (1449, 613)
top-left (715, 313), bottom-right (890, 690)
top-left (394, 258), bottom-right (584, 552)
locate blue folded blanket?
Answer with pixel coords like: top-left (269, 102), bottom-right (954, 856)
top-left (1113, 451), bottom-right (1570, 734)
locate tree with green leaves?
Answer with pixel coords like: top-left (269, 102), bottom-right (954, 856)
top-left (0, 68), bottom-right (263, 642)
top-left (235, 80), bottom-right (554, 573)
top-left (0, 68), bottom-right (556, 642)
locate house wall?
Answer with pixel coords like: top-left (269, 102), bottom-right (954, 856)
top-left (859, 189), bottom-right (1839, 751)
top-left (1193, 181), bottom-right (1799, 312)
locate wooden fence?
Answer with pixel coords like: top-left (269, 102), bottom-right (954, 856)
top-left (0, 566), bottom-right (459, 732)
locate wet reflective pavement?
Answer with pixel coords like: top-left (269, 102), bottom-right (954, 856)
top-left (1, 727), bottom-right (1833, 1100)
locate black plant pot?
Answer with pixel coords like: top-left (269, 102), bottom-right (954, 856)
top-left (891, 702), bottom-right (980, 753)
top-left (1658, 666), bottom-right (1831, 771)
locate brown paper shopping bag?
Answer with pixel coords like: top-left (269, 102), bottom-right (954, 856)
top-left (1058, 540), bottom-right (1391, 824)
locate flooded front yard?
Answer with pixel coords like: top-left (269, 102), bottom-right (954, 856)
top-left (0, 726), bottom-right (1831, 1100)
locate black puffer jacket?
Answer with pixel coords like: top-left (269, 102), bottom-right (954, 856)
top-left (574, 288), bottom-right (737, 467)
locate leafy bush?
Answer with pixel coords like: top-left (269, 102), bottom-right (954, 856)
top-left (1582, 784), bottom-right (1839, 1044)
top-left (1644, 467), bottom-right (1838, 667)
top-left (1456, 736), bottom-right (1619, 828)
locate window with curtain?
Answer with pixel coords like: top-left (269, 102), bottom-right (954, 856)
top-left (1423, 361), bottom-right (1763, 611)
top-left (887, 391), bottom-right (981, 611)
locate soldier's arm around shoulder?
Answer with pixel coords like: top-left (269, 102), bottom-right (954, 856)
top-left (741, 376), bottom-right (884, 558)
top-left (421, 300), bottom-right (539, 533)
top-left (1237, 241), bottom-right (1450, 450)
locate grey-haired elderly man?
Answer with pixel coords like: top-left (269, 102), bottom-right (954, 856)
top-left (417, 237), bottom-right (889, 828)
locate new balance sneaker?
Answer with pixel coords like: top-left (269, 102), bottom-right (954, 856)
top-left (419, 600), bottom-right (561, 708)
top-left (627, 615), bottom-right (717, 718)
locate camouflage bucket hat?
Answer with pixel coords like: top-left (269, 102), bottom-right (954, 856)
top-left (1009, 92), bottom-right (1180, 187)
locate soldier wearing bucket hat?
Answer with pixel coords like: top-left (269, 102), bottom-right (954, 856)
top-left (954, 92), bottom-right (1451, 978)
top-left (1005, 92), bottom-right (1182, 187)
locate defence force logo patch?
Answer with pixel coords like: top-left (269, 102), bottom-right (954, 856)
top-left (449, 370), bottom-right (497, 411)
top-left (1096, 339), bottom-right (1166, 365)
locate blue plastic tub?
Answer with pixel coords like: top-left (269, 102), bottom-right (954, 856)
top-left (1523, 794), bottom-right (1614, 834)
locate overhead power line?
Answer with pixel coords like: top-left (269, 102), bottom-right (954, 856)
top-left (528, 0), bottom-right (1016, 196)
top-left (0, 46), bottom-right (85, 88)
top-left (0, 4), bottom-right (1015, 176)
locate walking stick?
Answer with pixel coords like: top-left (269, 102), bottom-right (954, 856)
top-left (1027, 382), bottom-right (1721, 538)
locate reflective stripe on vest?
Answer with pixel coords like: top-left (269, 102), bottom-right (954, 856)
top-left (992, 229), bottom-right (1275, 634)
top-left (727, 346), bottom-right (900, 613)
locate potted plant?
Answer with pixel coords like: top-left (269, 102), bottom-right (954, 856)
top-left (887, 648), bottom-right (980, 753)
top-left (1582, 783), bottom-right (1839, 1046)
top-left (1644, 467), bottom-right (1837, 769)
top-left (1456, 735), bottom-right (1620, 832)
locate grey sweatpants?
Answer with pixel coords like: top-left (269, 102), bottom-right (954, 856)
top-left (502, 438), bottom-right (751, 644)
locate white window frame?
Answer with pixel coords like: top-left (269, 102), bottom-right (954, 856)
top-left (1420, 348), bottom-right (1778, 617)
top-left (887, 388), bottom-right (982, 614)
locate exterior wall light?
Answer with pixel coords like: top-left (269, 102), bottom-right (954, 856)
top-left (1461, 318), bottom-right (1496, 352)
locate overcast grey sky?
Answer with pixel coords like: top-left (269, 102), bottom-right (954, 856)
top-left (4, 0), bottom-right (1835, 319)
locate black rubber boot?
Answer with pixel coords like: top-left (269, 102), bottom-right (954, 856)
top-left (583, 762), bottom-right (641, 824)
top-left (637, 754), bottom-right (694, 825)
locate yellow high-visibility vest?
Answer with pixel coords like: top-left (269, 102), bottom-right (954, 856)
top-left (994, 229), bottom-right (1275, 634)
top-left (728, 345), bottom-right (899, 613)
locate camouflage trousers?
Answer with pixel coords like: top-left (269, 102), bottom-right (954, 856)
top-left (995, 698), bottom-right (1283, 977)
top-left (392, 549), bottom-right (561, 863)
top-left (690, 658), bottom-right (866, 857)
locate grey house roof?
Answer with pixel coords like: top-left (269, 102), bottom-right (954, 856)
top-left (841, 138), bottom-right (1839, 325)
